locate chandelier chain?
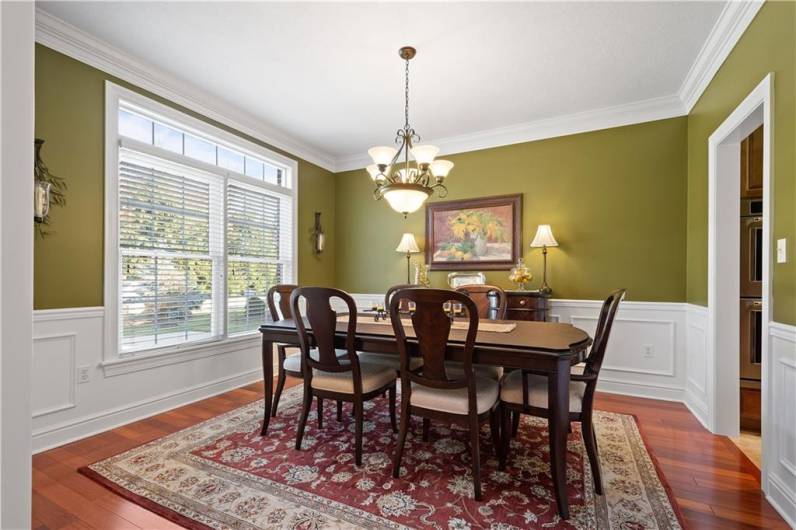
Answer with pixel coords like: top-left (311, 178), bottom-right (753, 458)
top-left (404, 57), bottom-right (410, 129)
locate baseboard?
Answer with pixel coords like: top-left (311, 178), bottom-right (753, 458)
top-left (32, 368), bottom-right (261, 453)
top-left (596, 377), bottom-right (685, 402)
top-left (683, 388), bottom-right (711, 431)
top-left (767, 474), bottom-right (796, 529)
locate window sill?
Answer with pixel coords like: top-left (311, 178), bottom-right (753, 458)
top-left (101, 333), bottom-right (260, 378)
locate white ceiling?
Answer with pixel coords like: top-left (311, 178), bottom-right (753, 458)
top-left (38, 1), bottom-right (728, 170)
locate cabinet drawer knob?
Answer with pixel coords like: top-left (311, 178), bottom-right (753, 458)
top-left (519, 299), bottom-right (526, 305)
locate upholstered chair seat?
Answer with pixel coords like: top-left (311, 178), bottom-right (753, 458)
top-left (444, 361), bottom-right (503, 382)
top-left (310, 360), bottom-right (397, 394)
top-left (282, 348), bottom-right (347, 373)
top-left (410, 377), bottom-right (499, 415)
top-left (499, 367), bottom-right (587, 413)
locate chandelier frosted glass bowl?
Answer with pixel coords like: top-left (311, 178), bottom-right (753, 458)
top-left (366, 46), bottom-right (454, 217)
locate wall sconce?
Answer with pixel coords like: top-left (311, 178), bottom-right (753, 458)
top-left (312, 211), bottom-right (325, 255)
top-left (33, 139), bottom-right (67, 236)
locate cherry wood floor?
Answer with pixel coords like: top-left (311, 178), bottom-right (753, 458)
top-left (32, 380), bottom-right (789, 529)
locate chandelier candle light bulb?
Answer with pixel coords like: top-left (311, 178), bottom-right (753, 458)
top-left (366, 46), bottom-right (454, 217)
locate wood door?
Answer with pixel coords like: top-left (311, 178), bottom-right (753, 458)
top-left (740, 125), bottom-right (763, 198)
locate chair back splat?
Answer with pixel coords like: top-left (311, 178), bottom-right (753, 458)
top-left (267, 284), bottom-right (299, 321)
top-left (290, 287), bottom-right (360, 382)
top-left (389, 288), bottom-right (479, 392)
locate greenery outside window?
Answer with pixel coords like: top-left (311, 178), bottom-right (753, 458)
top-left (106, 82), bottom-right (297, 358)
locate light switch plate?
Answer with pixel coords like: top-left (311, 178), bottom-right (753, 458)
top-left (777, 238), bottom-right (787, 263)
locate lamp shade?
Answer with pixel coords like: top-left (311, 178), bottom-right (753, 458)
top-left (383, 186), bottom-right (429, 215)
top-left (395, 233), bottom-right (421, 253)
top-left (530, 224), bottom-right (558, 248)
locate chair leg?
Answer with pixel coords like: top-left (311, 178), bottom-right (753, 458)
top-left (500, 407), bottom-right (513, 470)
top-left (392, 399), bottom-right (411, 478)
top-left (582, 418), bottom-right (603, 495)
top-left (469, 413), bottom-right (483, 501)
top-left (317, 396), bottom-right (324, 429)
top-left (336, 400), bottom-right (343, 422)
top-left (354, 400), bottom-right (364, 466)
top-left (295, 386), bottom-right (312, 450)
top-left (388, 384), bottom-right (398, 433)
top-left (489, 408), bottom-right (501, 457)
top-left (272, 369), bottom-right (287, 418)
top-left (511, 410), bottom-right (520, 437)
top-left (422, 418), bottom-right (431, 442)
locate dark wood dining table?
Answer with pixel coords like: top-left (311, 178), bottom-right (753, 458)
top-left (258, 315), bottom-right (592, 518)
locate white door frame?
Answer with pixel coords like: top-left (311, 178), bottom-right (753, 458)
top-left (707, 73), bottom-right (772, 479)
top-left (0, 1), bottom-right (35, 527)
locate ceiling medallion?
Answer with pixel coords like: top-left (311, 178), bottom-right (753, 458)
top-left (367, 46), bottom-right (453, 217)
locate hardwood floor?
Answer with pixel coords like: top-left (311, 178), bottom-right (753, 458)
top-left (32, 381), bottom-right (789, 529)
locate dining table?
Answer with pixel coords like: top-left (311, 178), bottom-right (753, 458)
top-left (258, 314), bottom-right (592, 519)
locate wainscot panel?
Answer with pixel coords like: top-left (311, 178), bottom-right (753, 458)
top-left (345, 295), bottom-right (689, 403)
top-left (684, 304), bottom-right (710, 429)
top-left (32, 307), bottom-right (265, 452)
top-left (765, 321), bottom-right (796, 527)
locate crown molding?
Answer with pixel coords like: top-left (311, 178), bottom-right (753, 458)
top-left (34, 9), bottom-right (337, 172)
top-left (334, 94), bottom-right (686, 172)
top-left (678, 0), bottom-right (764, 113)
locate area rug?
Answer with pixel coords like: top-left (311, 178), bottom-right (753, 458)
top-left (80, 385), bottom-right (683, 529)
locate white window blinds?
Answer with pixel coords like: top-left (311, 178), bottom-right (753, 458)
top-left (118, 150), bottom-right (224, 353)
top-left (226, 182), bottom-right (294, 335)
top-left (109, 86), bottom-right (297, 358)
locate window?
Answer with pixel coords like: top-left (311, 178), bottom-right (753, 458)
top-left (106, 82), bottom-right (297, 358)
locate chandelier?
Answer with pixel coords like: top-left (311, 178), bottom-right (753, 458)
top-left (367, 46), bottom-right (453, 217)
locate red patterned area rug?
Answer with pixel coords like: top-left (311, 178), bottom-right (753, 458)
top-left (80, 385), bottom-right (682, 529)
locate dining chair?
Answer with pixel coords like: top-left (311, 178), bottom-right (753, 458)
top-left (291, 287), bottom-right (398, 466)
top-left (384, 283), bottom-right (416, 312)
top-left (356, 284), bottom-right (426, 372)
top-left (498, 289), bottom-right (625, 495)
top-left (455, 283), bottom-right (507, 320)
top-left (446, 284), bottom-right (507, 382)
top-left (268, 284), bottom-right (347, 419)
top-left (390, 288), bottom-right (501, 501)
top-left (267, 284), bottom-right (299, 418)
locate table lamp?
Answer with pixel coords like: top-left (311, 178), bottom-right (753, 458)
top-left (395, 233), bottom-right (421, 283)
top-left (530, 224), bottom-right (558, 295)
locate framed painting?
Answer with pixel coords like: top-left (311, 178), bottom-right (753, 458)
top-left (425, 194), bottom-right (521, 270)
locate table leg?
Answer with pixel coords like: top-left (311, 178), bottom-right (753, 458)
top-left (260, 338), bottom-right (274, 435)
top-left (548, 357), bottom-right (570, 519)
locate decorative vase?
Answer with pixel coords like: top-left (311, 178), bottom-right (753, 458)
top-left (508, 258), bottom-right (532, 290)
top-left (473, 234), bottom-right (488, 257)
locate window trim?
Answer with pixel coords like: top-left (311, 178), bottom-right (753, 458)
top-left (103, 81), bottom-right (298, 365)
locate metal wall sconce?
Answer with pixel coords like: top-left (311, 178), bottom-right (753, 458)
top-left (33, 139), bottom-right (67, 236)
top-left (312, 211), bottom-right (325, 255)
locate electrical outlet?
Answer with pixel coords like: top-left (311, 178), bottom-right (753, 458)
top-left (77, 365), bottom-right (91, 384)
top-left (777, 238), bottom-right (787, 263)
top-left (643, 345), bottom-right (654, 358)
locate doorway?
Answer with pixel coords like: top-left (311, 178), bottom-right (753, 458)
top-left (707, 74), bottom-right (772, 484)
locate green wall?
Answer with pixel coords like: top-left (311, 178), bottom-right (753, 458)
top-left (335, 117), bottom-right (688, 301)
top-left (34, 45), bottom-right (335, 309)
top-left (686, 1), bottom-right (796, 325)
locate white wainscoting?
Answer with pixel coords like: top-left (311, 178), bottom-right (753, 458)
top-left (684, 304), bottom-right (710, 429)
top-left (765, 321), bottom-right (796, 527)
top-left (32, 307), bottom-right (263, 453)
top-left (347, 294), bottom-right (690, 402)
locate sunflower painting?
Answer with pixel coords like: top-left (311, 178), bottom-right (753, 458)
top-left (425, 194), bottom-right (521, 270)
